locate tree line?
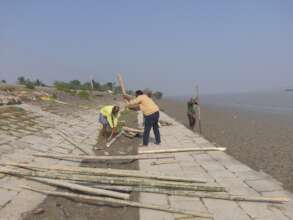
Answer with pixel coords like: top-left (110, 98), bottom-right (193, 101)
top-left (3, 76), bottom-right (163, 99)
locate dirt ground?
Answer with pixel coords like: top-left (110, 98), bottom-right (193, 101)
top-left (22, 99), bottom-right (141, 220)
top-left (158, 98), bottom-right (293, 192)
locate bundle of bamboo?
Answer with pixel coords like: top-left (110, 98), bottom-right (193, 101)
top-left (0, 167), bottom-right (224, 192)
top-left (0, 159), bottom-right (289, 219)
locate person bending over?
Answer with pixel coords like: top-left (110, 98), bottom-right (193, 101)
top-left (99, 105), bottom-right (120, 141)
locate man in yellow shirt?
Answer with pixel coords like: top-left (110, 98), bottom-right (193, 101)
top-left (99, 105), bottom-right (120, 140)
top-left (124, 90), bottom-right (160, 146)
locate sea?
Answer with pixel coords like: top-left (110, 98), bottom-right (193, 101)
top-left (170, 90), bottom-right (293, 117)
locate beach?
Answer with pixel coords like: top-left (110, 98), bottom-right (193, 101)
top-left (158, 98), bottom-right (293, 192)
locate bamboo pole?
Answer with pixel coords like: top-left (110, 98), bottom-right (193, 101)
top-left (117, 73), bottom-right (127, 95)
top-left (196, 85), bottom-right (202, 134)
top-left (23, 186), bottom-right (212, 218)
top-left (0, 168), bottom-right (225, 192)
top-left (5, 163), bottom-right (206, 183)
top-left (33, 153), bottom-right (175, 161)
top-left (122, 126), bottom-right (143, 134)
top-left (139, 147), bottom-right (226, 154)
top-left (106, 131), bottom-right (124, 147)
top-left (91, 185), bottom-right (289, 203)
top-left (123, 131), bottom-right (136, 138)
top-left (29, 177), bottom-right (130, 200)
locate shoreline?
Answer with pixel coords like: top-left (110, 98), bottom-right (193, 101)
top-left (158, 98), bottom-right (293, 192)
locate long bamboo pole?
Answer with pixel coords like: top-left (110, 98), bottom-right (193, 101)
top-left (122, 126), bottom-right (143, 134)
top-left (196, 85), bottom-right (202, 134)
top-left (23, 186), bottom-right (212, 218)
top-left (0, 168), bottom-right (225, 192)
top-left (117, 73), bottom-right (127, 95)
top-left (106, 131), bottom-right (124, 147)
top-left (33, 153), bottom-right (175, 161)
top-left (5, 163), bottom-right (206, 183)
top-left (139, 147), bottom-right (226, 154)
top-left (29, 177), bottom-right (129, 200)
top-left (91, 185), bottom-right (289, 203)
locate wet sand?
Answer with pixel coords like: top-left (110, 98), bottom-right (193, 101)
top-left (159, 98), bottom-right (293, 192)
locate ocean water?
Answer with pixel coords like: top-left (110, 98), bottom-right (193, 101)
top-left (168, 90), bottom-right (293, 117)
top-left (202, 91), bottom-right (293, 117)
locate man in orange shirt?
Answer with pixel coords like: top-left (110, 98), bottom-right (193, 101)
top-left (124, 90), bottom-right (161, 146)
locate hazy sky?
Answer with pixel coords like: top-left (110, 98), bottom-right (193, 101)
top-left (0, 1), bottom-right (292, 95)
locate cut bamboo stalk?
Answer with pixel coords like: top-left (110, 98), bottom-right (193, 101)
top-left (23, 186), bottom-right (212, 218)
top-left (117, 73), bottom-right (127, 95)
top-left (29, 177), bottom-right (129, 200)
top-left (33, 153), bottom-right (175, 161)
top-left (123, 131), bottom-right (136, 138)
top-left (106, 131), bottom-right (124, 147)
top-left (0, 168), bottom-right (224, 192)
top-left (150, 160), bottom-right (177, 166)
top-left (91, 185), bottom-right (289, 203)
top-left (5, 163), bottom-right (206, 183)
top-left (139, 147), bottom-right (226, 154)
top-left (122, 126), bottom-right (143, 134)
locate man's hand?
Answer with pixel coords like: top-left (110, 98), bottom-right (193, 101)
top-left (122, 94), bottom-right (131, 101)
top-left (111, 127), bottom-right (117, 136)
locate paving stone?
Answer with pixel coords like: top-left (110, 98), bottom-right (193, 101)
top-left (157, 162), bottom-right (182, 173)
top-left (0, 188), bottom-right (18, 207)
top-left (245, 179), bottom-right (283, 193)
top-left (206, 168), bottom-right (236, 180)
top-left (175, 153), bottom-right (194, 162)
top-left (139, 193), bottom-right (174, 220)
top-left (0, 144), bottom-right (14, 155)
top-left (239, 201), bottom-right (287, 219)
top-left (261, 191), bottom-right (293, 219)
top-left (0, 134), bottom-right (16, 144)
top-left (235, 170), bottom-right (270, 181)
top-left (0, 189), bottom-right (46, 220)
top-left (211, 175), bottom-right (259, 196)
top-left (168, 196), bottom-right (209, 220)
top-left (203, 199), bottom-right (251, 220)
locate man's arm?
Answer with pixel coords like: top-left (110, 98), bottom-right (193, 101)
top-left (126, 97), bottom-right (141, 108)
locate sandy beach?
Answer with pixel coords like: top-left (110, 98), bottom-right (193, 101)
top-left (159, 98), bottom-right (293, 192)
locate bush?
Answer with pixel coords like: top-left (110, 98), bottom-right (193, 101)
top-left (17, 76), bottom-right (26, 85)
top-left (78, 90), bottom-right (90, 99)
top-left (25, 81), bottom-right (35, 89)
top-left (51, 93), bottom-right (57, 99)
top-left (54, 81), bottom-right (71, 92)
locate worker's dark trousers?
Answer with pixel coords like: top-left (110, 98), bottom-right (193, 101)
top-left (143, 111), bottom-right (161, 146)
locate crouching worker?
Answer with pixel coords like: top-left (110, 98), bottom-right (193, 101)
top-left (123, 90), bottom-right (160, 146)
top-left (99, 105), bottom-right (120, 141)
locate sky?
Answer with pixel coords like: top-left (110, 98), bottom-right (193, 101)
top-left (0, 1), bottom-right (292, 95)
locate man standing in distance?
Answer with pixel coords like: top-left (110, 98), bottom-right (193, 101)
top-left (187, 97), bottom-right (198, 130)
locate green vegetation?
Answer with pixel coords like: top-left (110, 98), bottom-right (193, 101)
top-left (25, 80), bottom-right (35, 90)
top-left (78, 90), bottom-right (90, 99)
top-left (17, 76), bottom-right (46, 89)
top-left (15, 76), bottom-right (163, 99)
top-left (1, 80), bottom-right (6, 83)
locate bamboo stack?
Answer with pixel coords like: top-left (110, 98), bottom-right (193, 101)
top-left (0, 159), bottom-right (288, 218)
top-left (0, 167), bottom-right (224, 192)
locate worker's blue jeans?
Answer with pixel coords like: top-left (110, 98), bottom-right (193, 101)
top-left (143, 111), bottom-right (161, 146)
